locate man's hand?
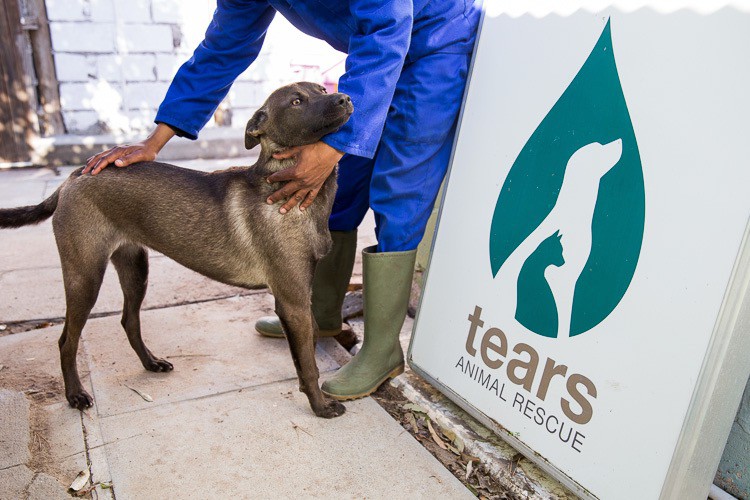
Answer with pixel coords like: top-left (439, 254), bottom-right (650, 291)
top-left (82, 123), bottom-right (176, 175)
top-left (83, 142), bottom-right (158, 175)
top-left (267, 141), bottom-right (344, 214)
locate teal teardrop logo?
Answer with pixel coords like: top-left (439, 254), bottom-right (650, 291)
top-left (489, 20), bottom-right (645, 339)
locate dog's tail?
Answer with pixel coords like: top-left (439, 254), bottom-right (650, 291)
top-left (0, 189), bottom-right (60, 229)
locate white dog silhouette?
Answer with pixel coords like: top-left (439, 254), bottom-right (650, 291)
top-left (507, 139), bottom-right (623, 338)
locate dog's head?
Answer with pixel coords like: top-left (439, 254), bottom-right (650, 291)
top-left (566, 139), bottom-right (623, 178)
top-left (244, 82), bottom-right (353, 150)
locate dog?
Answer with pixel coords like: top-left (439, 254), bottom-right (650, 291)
top-left (0, 82), bottom-right (353, 418)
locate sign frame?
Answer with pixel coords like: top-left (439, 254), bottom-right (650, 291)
top-left (407, 4), bottom-right (750, 498)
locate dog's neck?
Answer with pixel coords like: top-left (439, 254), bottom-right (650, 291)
top-left (256, 136), bottom-right (297, 173)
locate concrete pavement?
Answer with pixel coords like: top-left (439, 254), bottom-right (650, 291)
top-left (0, 161), bottom-right (470, 499)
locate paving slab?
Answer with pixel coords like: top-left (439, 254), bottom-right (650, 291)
top-left (81, 295), bottom-right (338, 418)
top-left (0, 254), bottom-right (253, 324)
top-left (0, 390), bottom-right (31, 469)
top-left (0, 321), bottom-right (92, 403)
top-left (0, 223), bottom-right (60, 272)
top-left (41, 402), bottom-right (88, 463)
top-left (0, 332), bottom-right (92, 497)
top-left (98, 378), bottom-right (472, 499)
top-left (0, 327), bottom-right (93, 488)
top-left (26, 472), bottom-right (71, 500)
top-left (0, 465), bottom-right (34, 499)
top-left (0, 167), bottom-right (67, 210)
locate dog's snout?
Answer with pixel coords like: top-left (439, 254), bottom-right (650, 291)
top-left (332, 93), bottom-right (352, 111)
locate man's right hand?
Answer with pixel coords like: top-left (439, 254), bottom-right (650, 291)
top-left (82, 123), bottom-right (176, 175)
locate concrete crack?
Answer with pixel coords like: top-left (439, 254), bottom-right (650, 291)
top-left (79, 411), bottom-right (95, 491)
top-left (21, 471), bottom-right (39, 500)
top-left (1, 288), bottom-right (266, 335)
top-left (79, 411), bottom-right (117, 500)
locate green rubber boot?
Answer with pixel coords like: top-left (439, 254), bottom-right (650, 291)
top-left (255, 230), bottom-right (358, 338)
top-left (321, 245), bottom-right (416, 400)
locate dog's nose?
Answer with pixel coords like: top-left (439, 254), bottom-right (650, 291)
top-left (337, 95), bottom-right (351, 106)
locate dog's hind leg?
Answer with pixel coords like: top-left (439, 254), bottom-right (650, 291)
top-left (269, 271), bottom-right (346, 419)
top-left (58, 258), bottom-right (108, 410)
top-left (111, 244), bottom-right (173, 373)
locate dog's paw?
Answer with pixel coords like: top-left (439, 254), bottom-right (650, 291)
top-left (67, 391), bottom-right (93, 410)
top-left (314, 398), bottom-right (346, 419)
top-left (144, 358), bottom-right (174, 372)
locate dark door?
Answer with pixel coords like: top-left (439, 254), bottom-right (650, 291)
top-left (0, 0), bottom-right (36, 166)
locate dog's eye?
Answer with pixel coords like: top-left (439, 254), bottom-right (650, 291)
top-left (291, 98), bottom-right (301, 106)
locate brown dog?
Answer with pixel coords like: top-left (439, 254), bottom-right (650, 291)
top-left (0, 82), bottom-right (353, 418)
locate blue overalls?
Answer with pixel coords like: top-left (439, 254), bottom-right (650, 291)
top-left (155, 0), bottom-right (481, 252)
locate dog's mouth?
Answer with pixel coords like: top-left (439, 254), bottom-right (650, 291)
top-left (313, 111), bottom-right (352, 135)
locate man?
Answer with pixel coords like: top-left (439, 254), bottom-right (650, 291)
top-left (84, 0), bottom-right (481, 400)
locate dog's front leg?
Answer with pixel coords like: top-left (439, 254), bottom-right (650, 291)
top-left (270, 285), bottom-right (346, 419)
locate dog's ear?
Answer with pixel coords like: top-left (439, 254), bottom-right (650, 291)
top-left (244, 108), bottom-right (267, 150)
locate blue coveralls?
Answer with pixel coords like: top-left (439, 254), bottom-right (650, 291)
top-left (155, 0), bottom-right (481, 252)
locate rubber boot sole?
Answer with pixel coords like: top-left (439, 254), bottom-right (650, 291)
top-left (321, 363), bottom-right (405, 401)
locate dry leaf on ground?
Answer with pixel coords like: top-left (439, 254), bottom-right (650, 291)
top-left (405, 412), bottom-right (419, 432)
top-left (427, 420), bottom-right (448, 450)
top-left (124, 384), bottom-right (153, 402)
top-left (68, 469), bottom-right (90, 492)
top-left (403, 402), bottom-right (427, 413)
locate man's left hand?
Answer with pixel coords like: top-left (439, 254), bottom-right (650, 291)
top-left (266, 141), bottom-right (344, 214)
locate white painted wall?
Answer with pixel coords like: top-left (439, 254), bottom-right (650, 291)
top-left (45, 0), bottom-right (345, 135)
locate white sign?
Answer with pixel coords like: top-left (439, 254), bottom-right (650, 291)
top-left (409, 3), bottom-right (750, 499)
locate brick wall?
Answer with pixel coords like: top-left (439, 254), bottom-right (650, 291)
top-left (45, 0), bottom-right (345, 135)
